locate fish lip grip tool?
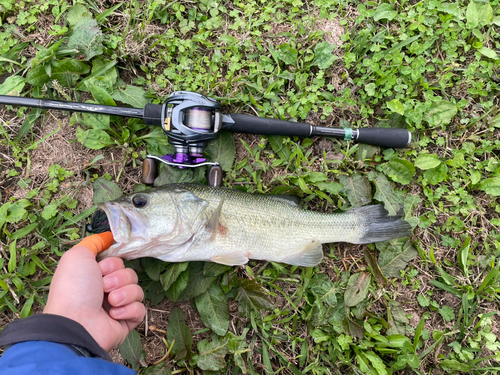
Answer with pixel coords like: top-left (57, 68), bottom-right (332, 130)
top-left (0, 90), bottom-right (411, 173)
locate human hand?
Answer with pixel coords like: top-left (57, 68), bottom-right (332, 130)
top-left (43, 236), bottom-right (146, 352)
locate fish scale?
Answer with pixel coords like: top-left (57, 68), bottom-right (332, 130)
top-left (97, 184), bottom-right (412, 266)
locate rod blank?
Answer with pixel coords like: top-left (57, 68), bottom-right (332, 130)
top-left (0, 95), bottom-right (144, 118)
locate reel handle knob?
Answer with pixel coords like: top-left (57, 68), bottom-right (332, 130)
top-left (207, 164), bottom-right (223, 187)
top-left (142, 158), bottom-right (157, 185)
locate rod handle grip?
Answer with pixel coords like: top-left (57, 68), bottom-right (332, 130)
top-left (224, 114), bottom-right (312, 137)
top-left (356, 128), bottom-right (411, 148)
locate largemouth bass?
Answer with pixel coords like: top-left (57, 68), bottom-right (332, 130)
top-left (97, 184), bottom-right (412, 267)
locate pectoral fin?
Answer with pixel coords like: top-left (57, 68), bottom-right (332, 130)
top-left (211, 252), bottom-right (249, 266)
top-left (207, 197), bottom-right (225, 240)
top-left (282, 240), bottom-right (324, 267)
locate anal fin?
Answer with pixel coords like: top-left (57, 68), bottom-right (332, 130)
top-left (282, 240), bottom-right (324, 267)
top-left (211, 252), bottom-right (249, 266)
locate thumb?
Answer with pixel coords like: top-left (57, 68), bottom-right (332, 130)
top-left (76, 232), bottom-right (114, 257)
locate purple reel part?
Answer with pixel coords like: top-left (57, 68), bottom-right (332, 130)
top-left (162, 153), bottom-right (207, 169)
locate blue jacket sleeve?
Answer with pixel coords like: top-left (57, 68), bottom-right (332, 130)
top-left (0, 341), bottom-right (136, 375)
top-left (0, 314), bottom-right (137, 374)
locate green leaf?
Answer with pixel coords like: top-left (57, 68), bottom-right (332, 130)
top-left (93, 178), bottom-right (123, 205)
top-left (20, 294), bottom-right (35, 318)
top-left (315, 181), bottom-right (342, 195)
top-left (367, 171), bottom-right (400, 216)
top-left (378, 158), bottom-right (415, 185)
top-left (373, 3), bottom-right (397, 21)
top-left (119, 330), bottom-right (146, 372)
top-left (276, 43), bottom-right (298, 65)
top-left (0, 76), bottom-right (25, 95)
top-left (365, 82), bottom-right (376, 96)
top-left (195, 283), bottom-right (230, 336)
top-left (75, 111), bottom-right (111, 131)
top-left (478, 177), bottom-right (500, 196)
top-left (205, 132), bottom-right (236, 171)
top-left (159, 262), bottom-right (188, 290)
top-left (427, 100), bottom-right (458, 127)
top-left (466, 1), bottom-right (479, 29)
top-left (8, 239), bottom-right (17, 273)
top-left (167, 307), bottom-right (193, 361)
top-left (143, 280), bottom-right (165, 306)
top-left (387, 99), bottom-right (404, 115)
top-left (77, 59), bottom-right (118, 91)
top-left (344, 272), bottom-right (371, 307)
top-left (423, 163), bottom-right (448, 185)
top-left (26, 65), bottom-right (50, 87)
top-left (417, 294), bottom-right (430, 307)
top-left (379, 240), bottom-right (416, 278)
top-left (339, 173), bottom-right (372, 207)
top-left (67, 19), bottom-right (104, 60)
top-left (0, 202), bottom-right (11, 228)
top-left (477, 3), bottom-right (494, 27)
top-left (76, 128), bottom-right (113, 149)
top-left (478, 47), bottom-right (499, 60)
top-left (143, 362), bottom-right (172, 375)
top-left (414, 153), bottom-right (441, 170)
top-left (51, 58), bottom-right (90, 87)
top-left (112, 85), bottom-right (149, 108)
top-left (236, 278), bottom-right (274, 316)
top-left (457, 237), bottom-right (471, 277)
top-left (267, 135), bottom-right (291, 160)
top-left (10, 223), bottom-right (38, 241)
top-left (312, 41), bottom-right (337, 69)
top-left (203, 262), bottom-right (232, 277)
top-left (18, 108), bottom-right (42, 138)
top-left (6, 199), bottom-right (31, 223)
top-left (364, 351), bottom-right (389, 375)
top-left (197, 335), bottom-right (229, 371)
top-left (491, 114), bottom-right (500, 128)
top-left (439, 305), bottom-right (455, 322)
top-left (165, 268), bottom-right (189, 301)
top-left (154, 163), bottom-right (204, 186)
top-left (90, 85), bottom-right (116, 106)
top-left (67, 4), bottom-right (92, 27)
top-left (176, 262), bottom-right (217, 301)
top-left (309, 273), bottom-right (338, 307)
top-left (440, 359), bottom-right (471, 372)
top-left (142, 258), bottom-right (167, 282)
top-left (413, 317), bottom-right (425, 350)
top-left (41, 204), bottom-right (58, 220)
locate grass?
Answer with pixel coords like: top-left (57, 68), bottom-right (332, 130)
top-left (1, 0), bottom-right (500, 373)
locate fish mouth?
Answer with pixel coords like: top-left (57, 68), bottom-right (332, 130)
top-left (97, 202), bottom-right (150, 259)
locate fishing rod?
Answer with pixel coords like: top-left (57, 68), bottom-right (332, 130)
top-left (0, 91), bottom-right (411, 184)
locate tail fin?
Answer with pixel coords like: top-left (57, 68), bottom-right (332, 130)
top-left (350, 205), bottom-right (412, 244)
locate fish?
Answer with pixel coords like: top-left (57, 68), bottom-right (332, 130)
top-left (97, 184), bottom-right (412, 267)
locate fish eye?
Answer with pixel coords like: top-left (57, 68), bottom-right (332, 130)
top-left (132, 194), bottom-right (148, 209)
